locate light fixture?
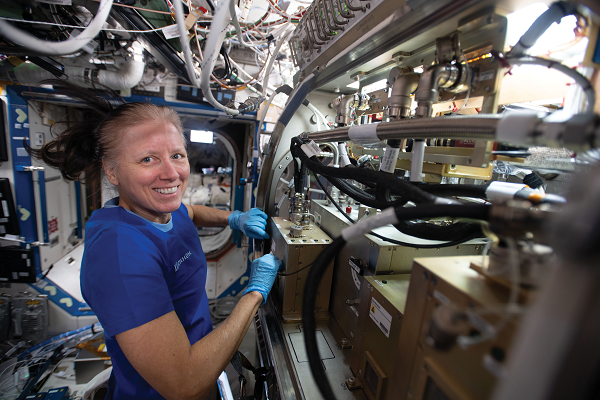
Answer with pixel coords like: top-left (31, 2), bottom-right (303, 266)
top-left (190, 130), bottom-right (214, 143)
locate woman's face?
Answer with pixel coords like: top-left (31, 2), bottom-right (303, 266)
top-left (104, 120), bottom-right (189, 224)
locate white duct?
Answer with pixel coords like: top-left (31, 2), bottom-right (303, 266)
top-left (3, 57), bottom-right (145, 91)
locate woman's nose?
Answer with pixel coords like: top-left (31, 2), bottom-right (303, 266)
top-left (160, 159), bottom-right (179, 180)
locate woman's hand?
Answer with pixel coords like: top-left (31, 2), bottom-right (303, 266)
top-left (228, 208), bottom-right (269, 239)
top-left (241, 254), bottom-right (282, 304)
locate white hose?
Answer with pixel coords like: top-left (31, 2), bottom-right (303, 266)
top-left (0, 0), bottom-right (113, 56)
top-left (410, 140), bottom-right (426, 182)
top-left (229, 1), bottom-right (253, 48)
top-left (2, 57), bottom-right (144, 90)
top-left (173, 0), bottom-right (201, 88)
top-left (306, 103), bottom-right (330, 130)
top-left (258, 90), bottom-right (279, 133)
top-left (262, 27), bottom-right (294, 97)
top-left (201, 0), bottom-right (240, 115)
top-left (505, 56), bottom-right (596, 113)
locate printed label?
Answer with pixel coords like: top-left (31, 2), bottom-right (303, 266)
top-left (162, 25), bottom-right (181, 40)
top-left (479, 70), bottom-right (495, 82)
top-left (26, 299), bottom-right (41, 306)
top-left (35, 0), bottom-right (72, 4)
top-left (2, 200), bottom-right (9, 217)
top-left (369, 297), bottom-right (392, 338)
top-left (374, 280), bottom-right (384, 287)
top-left (433, 289), bottom-right (450, 305)
top-left (48, 217), bottom-right (58, 234)
top-left (300, 140), bottom-right (321, 158)
top-left (349, 305), bottom-right (359, 317)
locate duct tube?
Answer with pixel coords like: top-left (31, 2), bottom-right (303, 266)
top-left (306, 115), bottom-right (502, 143)
top-left (388, 67), bottom-right (420, 119)
top-left (1, 57), bottom-right (145, 90)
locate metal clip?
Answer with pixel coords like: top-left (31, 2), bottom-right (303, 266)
top-left (19, 166), bottom-right (45, 172)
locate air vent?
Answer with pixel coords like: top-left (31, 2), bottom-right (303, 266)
top-left (361, 351), bottom-right (386, 400)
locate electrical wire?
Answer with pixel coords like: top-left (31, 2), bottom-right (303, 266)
top-left (277, 261), bottom-right (314, 276)
top-left (311, 171), bottom-right (484, 248)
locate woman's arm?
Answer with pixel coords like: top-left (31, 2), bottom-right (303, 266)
top-left (185, 204), bottom-right (231, 227)
top-left (116, 291), bottom-right (263, 400)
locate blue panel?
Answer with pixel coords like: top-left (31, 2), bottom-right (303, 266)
top-left (217, 92), bottom-right (223, 101)
top-left (192, 88), bottom-right (198, 97)
top-left (38, 170), bottom-right (48, 243)
top-left (29, 276), bottom-right (94, 316)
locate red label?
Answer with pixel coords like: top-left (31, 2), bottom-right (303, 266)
top-left (48, 218), bottom-right (58, 234)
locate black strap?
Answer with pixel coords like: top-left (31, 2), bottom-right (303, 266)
top-left (230, 351), bottom-right (270, 400)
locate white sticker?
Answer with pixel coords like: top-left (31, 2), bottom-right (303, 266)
top-left (369, 297), bottom-right (392, 338)
top-left (433, 289), bottom-right (450, 305)
top-left (351, 268), bottom-right (361, 290)
top-left (300, 140), bottom-right (321, 158)
top-left (348, 124), bottom-right (384, 148)
top-left (264, 117), bottom-right (273, 122)
top-left (380, 146), bottom-right (400, 173)
top-left (35, 0), bottom-right (72, 4)
top-left (479, 70), bottom-right (495, 82)
top-left (374, 279), bottom-right (384, 287)
top-left (23, 123), bottom-right (29, 128)
top-left (15, 124), bottom-right (22, 129)
top-left (162, 25), bottom-right (181, 40)
top-left (350, 305), bottom-right (359, 317)
top-left (2, 200), bottom-right (9, 217)
top-left (313, 211), bottom-right (321, 226)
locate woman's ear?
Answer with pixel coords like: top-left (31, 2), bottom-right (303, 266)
top-left (102, 160), bottom-right (119, 186)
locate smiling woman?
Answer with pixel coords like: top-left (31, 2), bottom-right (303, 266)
top-left (26, 81), bottom-right (282, 400)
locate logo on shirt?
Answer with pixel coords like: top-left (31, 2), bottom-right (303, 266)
top-left (174, 251), bottom-right (192, 272)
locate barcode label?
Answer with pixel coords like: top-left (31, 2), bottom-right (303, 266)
top-left (369, 297), bottom-right (392, 338)
top-left (300, 140), bottom-right (321, 158)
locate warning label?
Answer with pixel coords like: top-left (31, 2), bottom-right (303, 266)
top-left (369, 297), bottom-right (392, 338)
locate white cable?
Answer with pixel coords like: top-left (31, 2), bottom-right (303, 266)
top-left (505, 56), bottom-right (596, 113)
top-left (261, 27), bottom-right (294, 97)
top-left (0, 0), bottom-right (113, 55)
top-left (258, 89), bottom-right (279, 132)
top-left (201, 0), bottom-right (240, 115)
top-left (341, 208), bottom-right (399, 242)
top-left (230, 0), bottom-right (253, 48)
top-left (0, 17), bottom-right (166, 33)
top-left (173, 0), bottom-right (201, 88)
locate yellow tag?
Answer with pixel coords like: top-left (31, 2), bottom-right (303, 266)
top-left (26, 299), bottom-right (41, 306)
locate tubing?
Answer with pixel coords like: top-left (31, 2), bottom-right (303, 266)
top-left (261, 27), bottom-right (294, 97)
top-left (410, 139), bottom-right (426, 182)
top-left (173, 0), bottom-right (201, 88)
top-left (1, 54), bottom-right (145, 90)
top-left (0, 0), bottom-right (113, 56)
top-left (306, 115), bottom-right (502, 143)
top-left (509, 2), bottom-right (576, 56)
top-left (505, 56), bottom-right (596, 113)
top-left (200, 0), bottom-right (240, 115)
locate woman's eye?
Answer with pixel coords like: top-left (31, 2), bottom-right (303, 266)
top-left (141, 157), bottom-right (153, 163)
top-left (173, 154), bottom-right (185, 160)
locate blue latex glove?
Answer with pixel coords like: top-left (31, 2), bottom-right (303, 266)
top-left (228, 208), bottom-right (269, 239)
top-left (242, 254), bottom-right (282, 304)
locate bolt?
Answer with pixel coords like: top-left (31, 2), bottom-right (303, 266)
top-left (348, 376), bottom-right (355, 384)
top-left (484, 86), bottom-right (491, 92)
top-left (341, 338), bottom-right (348, 345)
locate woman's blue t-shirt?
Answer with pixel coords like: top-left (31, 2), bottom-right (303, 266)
top-left (81, 199), bottom-right (212, 399)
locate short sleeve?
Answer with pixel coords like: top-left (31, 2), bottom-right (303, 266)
top-left (81, 224), bottom-right (175, 338)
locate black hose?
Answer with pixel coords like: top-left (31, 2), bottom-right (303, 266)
top-left (312, 172), bottom-right (484, 248)
top-left (412, 183), bottom-right (488, 199)
top-left (292, 138), bottom-right (436, 205)
top-left (302, 236), bottom-right (346, 400)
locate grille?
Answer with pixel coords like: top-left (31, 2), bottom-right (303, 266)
top-left (364, 359), bottom-right (380, 399)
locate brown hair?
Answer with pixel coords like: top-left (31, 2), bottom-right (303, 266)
top-left (26, 80), bottom-right (184, 186)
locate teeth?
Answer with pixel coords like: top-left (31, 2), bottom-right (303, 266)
top-left (154, 186), bottom-right (178, 194)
